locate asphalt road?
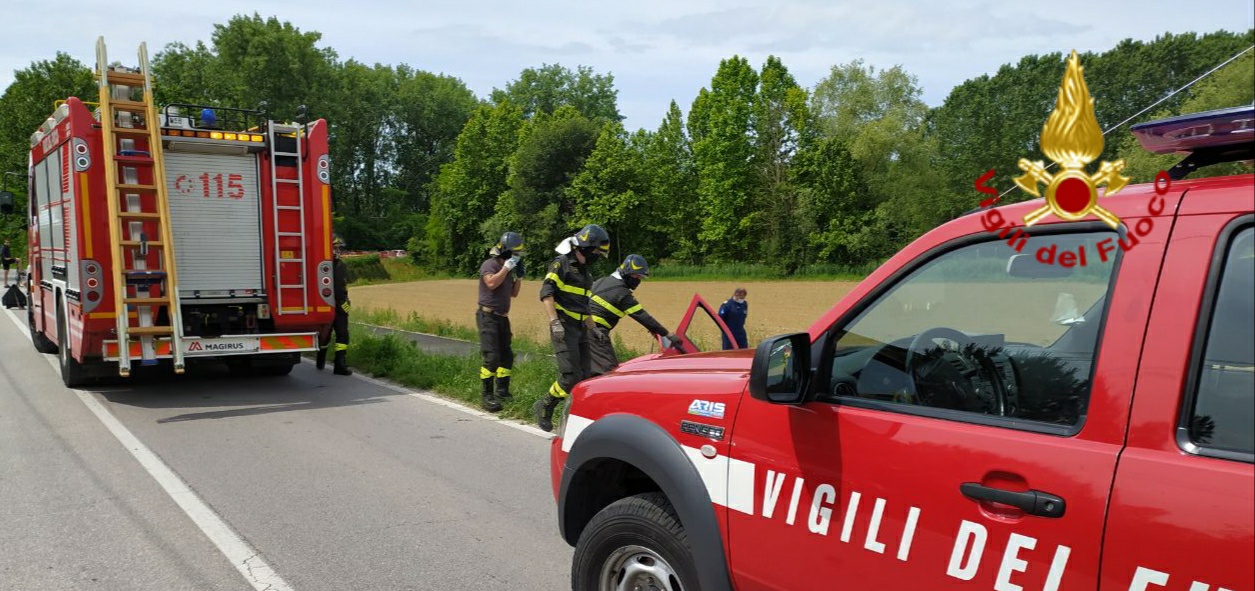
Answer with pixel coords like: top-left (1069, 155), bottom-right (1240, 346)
top-left (0, 307), bottom-right (572, 590)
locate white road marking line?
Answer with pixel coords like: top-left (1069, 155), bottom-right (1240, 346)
top-left (330, 361), bottom-right (555, 440)
top-left (3, 308), bottom-right (295, 591)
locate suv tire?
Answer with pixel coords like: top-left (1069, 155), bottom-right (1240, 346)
top-left (572, 492), bottom-right (698, 591)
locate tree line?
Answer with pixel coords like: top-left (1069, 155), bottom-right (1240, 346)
top-left (0, 14), bottom-right (1250, 274)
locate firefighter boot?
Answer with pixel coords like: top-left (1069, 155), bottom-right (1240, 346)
top-left (333, 350), bottom-right (353, 376)
top-left (481, 378), bottom-right (503, 412)
top-left (315, 345), bottom-right (328, 370)
top-left (495, 375), bottom-right (513, 402)
top-left (533, 395), bottom-right (561, 433)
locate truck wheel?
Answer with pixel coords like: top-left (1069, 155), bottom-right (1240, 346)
top-left (572, 492), bottom-right (698, 591)
top-left (57, 309), bottom-right (89, 388)
top-left (30, 305), bottom-right (58, 354)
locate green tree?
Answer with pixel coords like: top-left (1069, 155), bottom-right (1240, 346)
top-left (391, 67), bottom-right (480, 212)
top-left (750, 56), bottom-right (812, 271)
top-left (209, 13), bottom-right (339, 120)
top-left (325, 60), bottom-right (398, 216)
top-left (151, 41), bottom-right (225, 106)
top-left (0, 53), bottom-right (94, 256)
top-left (491, 106), bottom-right (601, 258)
top-left (490, 64), bottom-right (621, 122)
top-left (569, 122), bottom-right (654, 260)
top-left (426, 101), bottom-right (525, 272)
top-left (813, 60), bottom-right (953, 241)
top-left (644, 101), bottom-right (700, 262)
top-left (793, 135), bottom-right (882, 263)
top-left (688, 56), bottom-right (758, 260)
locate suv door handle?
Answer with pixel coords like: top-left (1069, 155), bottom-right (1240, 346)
top-left (960, 483), bottom-right (1066, 518)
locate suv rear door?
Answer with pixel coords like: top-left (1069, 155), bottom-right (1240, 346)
top-left (1101, 182), bottom-right (1254, 591)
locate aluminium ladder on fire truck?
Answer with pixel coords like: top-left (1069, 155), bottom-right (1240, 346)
top-left (267, 121), bottom-right (308, 315)
top-left (95, 37), bottom-right (186, 376)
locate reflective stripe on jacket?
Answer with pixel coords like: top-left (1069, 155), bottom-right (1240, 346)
top-left (589, 275), bottom-right (667, 335)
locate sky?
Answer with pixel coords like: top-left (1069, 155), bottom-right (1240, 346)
top-left (2, 0), bottom-right (1252, 131)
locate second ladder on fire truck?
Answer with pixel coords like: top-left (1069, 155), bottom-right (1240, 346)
top-left (534, 224), bottom-right (611, 432)
top-left (477, 232), bottom-right (525, 412)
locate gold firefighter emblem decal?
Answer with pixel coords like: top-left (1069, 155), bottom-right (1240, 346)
top-left (1015, 51), bottom-right (1129, 229)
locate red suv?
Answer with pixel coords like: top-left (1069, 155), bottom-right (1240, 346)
top-left (549, 106), bottom-right (1254, 591)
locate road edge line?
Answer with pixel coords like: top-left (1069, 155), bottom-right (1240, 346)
top-left (307, 358), bottom-right (555, 440)
top-left (3, 307), bottom-right (296, 591)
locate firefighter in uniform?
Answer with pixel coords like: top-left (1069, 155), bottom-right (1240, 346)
top-left (588, 254), bottom-right (678, 377)
top-left (317, 235), bottom-right (352, 376)
top-left (533, 224), bottom-right (610, 432)
top-left (477, 232), bottom-right (525, 412)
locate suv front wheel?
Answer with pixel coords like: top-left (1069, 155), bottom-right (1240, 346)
top-left (572, 492), bottom-right (698, 591)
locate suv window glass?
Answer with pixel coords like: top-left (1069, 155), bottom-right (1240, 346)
top-left (826, 232), bottom-right (1117, 428)
top-left (1188, 227), bottom-right (1254, 457)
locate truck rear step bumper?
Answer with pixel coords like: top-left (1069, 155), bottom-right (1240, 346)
top-left (103, 332), bottom-right (318, 361)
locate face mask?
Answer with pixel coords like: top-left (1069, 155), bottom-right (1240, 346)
top-left (733, 297), bottom-right (745, 304)
top-left (624, 275), bottom-right (642, 290)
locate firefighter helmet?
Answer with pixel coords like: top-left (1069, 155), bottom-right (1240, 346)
top-left (332, 234), bottom-right (345, 249)
top-left (574, 224), bottom-right (610, 259)
top-left (490, 231), bottom-right (525, 257)
top-left (617, 254), bottom-right (650, 277)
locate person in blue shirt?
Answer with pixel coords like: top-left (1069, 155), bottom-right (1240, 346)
top-left (718, 288), bottom-right (749, 349)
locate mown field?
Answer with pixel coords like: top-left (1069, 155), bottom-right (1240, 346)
top-left (349, 279), bottom-right (863, 354)
top-left (349, 276), bottom-right (1106, 354)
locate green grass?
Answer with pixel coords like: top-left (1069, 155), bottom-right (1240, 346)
top-left (354, 307), bottom-right (482, 344)
top-left (345, 327), bottom-right (556, 420)
top-left (345, 256), bottom-right (458, 286)
top-left (343, 309), bottom-right (652, 420)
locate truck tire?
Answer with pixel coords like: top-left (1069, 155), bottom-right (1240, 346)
top-left (572, 492), bottom-right (699, 591)
top-left (57, 308), bottom-right (89, 388)
top-left (30, 304), bottom-right (57, 354)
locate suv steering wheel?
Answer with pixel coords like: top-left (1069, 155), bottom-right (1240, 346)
top-left (903, 326), bottom-right (1011, 416)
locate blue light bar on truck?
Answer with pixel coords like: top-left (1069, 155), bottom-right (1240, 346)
top-left (1131, 104), bottom-right (1254, 154)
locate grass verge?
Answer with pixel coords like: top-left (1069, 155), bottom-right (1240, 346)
top-left (343, 309), bottom-right (649, 422)
top-left (345, 325), bottom-right (554, 421)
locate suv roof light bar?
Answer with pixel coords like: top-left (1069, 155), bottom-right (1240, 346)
top-left (1131, 104), bottom-right (1254, 155)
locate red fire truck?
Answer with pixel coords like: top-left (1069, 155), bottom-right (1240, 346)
top-left (26, 38), bottom-right (336, 386)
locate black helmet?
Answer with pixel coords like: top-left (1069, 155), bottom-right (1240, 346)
top-left (574, 224), bottom-right (610, 259)
top-left (617, 254), bottom-right (650, 277)
top-left (490, 231), bottom-right (525, 257)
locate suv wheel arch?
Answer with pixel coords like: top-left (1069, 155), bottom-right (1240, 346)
top-left (561, 414), bottom-right (734, 591)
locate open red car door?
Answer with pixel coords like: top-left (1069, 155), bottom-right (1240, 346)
top-left (659, 293), bottom-right (743, 354)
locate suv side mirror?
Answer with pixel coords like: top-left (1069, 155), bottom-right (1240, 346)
top-left (749, 333), bottom-right (811, 404)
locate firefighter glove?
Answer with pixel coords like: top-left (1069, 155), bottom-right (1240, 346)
top-left (549, 318), bottom-right (565, 341)
top-left (504, 255), bottom-right (520, 271)
top-left (662, 333), bottom-right (679, 349)
top-left (593, 327), bottom-right (609, 342)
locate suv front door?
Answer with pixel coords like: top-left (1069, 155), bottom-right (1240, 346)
top-left (724, 228), bottom-right (1165, 590)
